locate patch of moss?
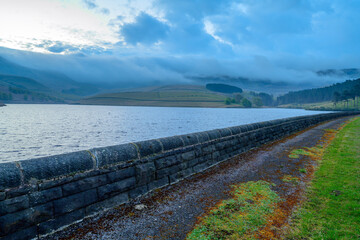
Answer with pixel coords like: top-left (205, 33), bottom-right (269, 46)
top-left (289, 148), bottom-right (313, 159)
top-left (187, 181), bottom-right (280, 240)
top-left (282, 175), bottom-right (299, 183)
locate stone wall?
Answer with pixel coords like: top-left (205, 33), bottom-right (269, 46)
top-left (0, 112), bottom-right (357, 239)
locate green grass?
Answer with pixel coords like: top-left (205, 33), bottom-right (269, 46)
top-left (287, 117), bottom-right (360, 239)
top-left (282, 175), bottom-right (300, 184)
top-left (288, 148), bottom-right (313, 159)
top-left (187, 181), bottom-right (280, 240)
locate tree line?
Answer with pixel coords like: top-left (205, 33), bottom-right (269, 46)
top-left (224, 91), bottom-right (274, 107)
top-left (277, 78), bottom-right (360, 105)
top-left (0, 86), bottom-right (64, 102)
top-left (332, 84), bottom-right (360, 109)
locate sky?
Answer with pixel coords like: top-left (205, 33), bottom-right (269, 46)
top-left (1, 0), bottom-right (360, 88)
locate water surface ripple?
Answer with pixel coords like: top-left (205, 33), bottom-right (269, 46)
top-left (0, 104), bottom-right (329, 162)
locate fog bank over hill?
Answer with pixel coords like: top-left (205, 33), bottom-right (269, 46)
top-left (1, 1), bottom-right (360, 93)
top-left (0, 47), bottom-right (358, 95)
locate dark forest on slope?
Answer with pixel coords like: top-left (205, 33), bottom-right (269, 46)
top-left (277, 78), bottom-right (360, 105)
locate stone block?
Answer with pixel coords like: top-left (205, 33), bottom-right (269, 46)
top-left (192, 132), bottom-right (209, 143)
top-left (53, 189), bottom-right (98, 215)
top-left (90, 143), bottom-right (139, 168)
top-left (169, 168), bottom-right (193, 184)
top-left (202, 145), bottom-right (215, 154)
top-left (0, 195), bottom-right (29, 216)
top-left (228, 126), bottom-right (242, 135)
top-left (156, 163), bottom-right (187, 179)
top-left (20, 151), bottom-right (94, 184)
top-left (39, 177), bottom-right (73, 191)
top-left (129, 185), bottom-right (148, 199)
top-left (148, 177), bottom-right (169, 191)
top-left (97, 177), bottom-right (135, 200)
top-left (62, 175), bottom-right (107, 196)
top-left (0, 226), bottom-right (37, 239)
top-left (181, 151), bottom-right (195, 161)
top-left (134, 140), bottom-right (162, 158)
top-left (0, 192), bottom-right (5, 201)
top-left (194, 145), bottom-right (203, 157)
top-left (215, 142), bottom-right (227, 150)
top-left (29, 187), bottom-right (62, 206)
top-left (212, 151), bottom-right (221, 161)
top-left (107, 167), bottom-right (135, 183)
top-left (135, 162), bottom-right (156, 185)
top-left (159, 136), bottom-right (184, 151)
top-left (193, 162), bottom-right (209, 173)
top-left (85, 193), bottom-right (128, 216)
top-left (155, 155), bottom-right (182, 169)
top-left (6, 186), bottom-right (35, 199)
top-left (38, 208), bottom-right (85, 235)
top-left (180, 134), bottom-right (199, 146)
top-left (188, 158), bottom-right (199, 167)
top-left (218, 128), bottom-right (232, 138)
top-left (0, 203), bottom-right (53, 235)
top-left (206, 130), bottom-right (221, 140)
top-left (0, 162), bottom-right (21, 190)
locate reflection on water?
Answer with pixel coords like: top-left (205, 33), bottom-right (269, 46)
top-left (0, 104), bottom-right (329, 162)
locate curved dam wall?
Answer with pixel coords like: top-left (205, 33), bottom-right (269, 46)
top-left (0, 112), bottom-right (358, 239)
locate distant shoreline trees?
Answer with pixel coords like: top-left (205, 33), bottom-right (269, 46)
top-left (332, 84), bottom-right (360, 109)
top-left (277, 78), bottom-right (360, 106)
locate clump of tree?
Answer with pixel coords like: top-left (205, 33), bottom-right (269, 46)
top-left (0, 92), bottom-right (13, 100)
top-left (249, 91), bottom-right (274, 106)
top-left (252, 97), bottom-right (263, 107)
top-left (332, 84), bottom-right (360, 109)
top-left (223, 91), bottom-right (274, 108)
top-left (206, 83), bottom-right (243, 94)
top-left (242, 98), bottom-right (252, 108)
top-left (2, 86), bottom-right (65, 103)
top-left (9, 86), bottom-right (30, 94)
top-left (277, 78), bottom-right (360, 105)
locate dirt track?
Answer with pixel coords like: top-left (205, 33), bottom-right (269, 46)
top-left (44, 116), bottom-right (354, 240)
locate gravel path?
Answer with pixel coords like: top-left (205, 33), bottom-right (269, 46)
top-left (44, 116), bottom-right (353, 240)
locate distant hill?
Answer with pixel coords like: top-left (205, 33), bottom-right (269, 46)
top-left (0, 74), bottom-right (50, 92)
top-left (123, 84), bottom-right (210, 93)
top-left (277, 78), bottom-right (360, 105)
top-left (317, 68), bottom-right (360, 78)
top-left (80, 84), bottom-right (276, 108)
top-left (80, 88), bottom-right (229, 108)
top-left (0, 56), bottom-right (99, 97)
top-left (190, 75), bottom-right (306, 95)
top-left (0, 74), bottom-right (65, 103)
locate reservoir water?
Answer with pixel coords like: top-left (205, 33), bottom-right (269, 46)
top-left (0, 104), bottom-right (330, 163)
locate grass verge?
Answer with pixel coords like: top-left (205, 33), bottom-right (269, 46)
top-left (286, 117), bottom-right (360, 239)
top-left (187, 181), bottom-right (280, 240)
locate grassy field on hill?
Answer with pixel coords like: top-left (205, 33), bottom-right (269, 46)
top-left (79, 84), bottom-right (273, 108)
top-left (80, 91), bottom-right (234, 107)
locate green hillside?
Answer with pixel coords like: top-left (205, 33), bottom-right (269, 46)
top-left (0, 74), bottom-right (50, 92)
top-left (80, 91), bottom-right (229, 107)
top-left (0, 56), bottom-right (99, 96)
top-left (0, 74), bottom-right (65, 103)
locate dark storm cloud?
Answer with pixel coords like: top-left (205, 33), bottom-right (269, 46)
top-left (120, 12), bottom-right (169, 45)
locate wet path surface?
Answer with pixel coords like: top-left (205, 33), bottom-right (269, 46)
top-left (45, 116), bottom-right (354, 240)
